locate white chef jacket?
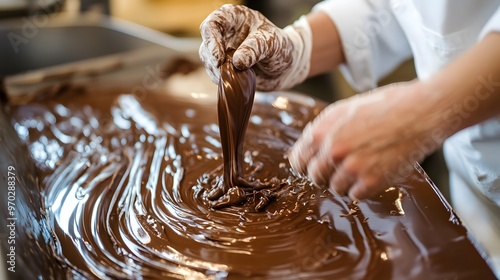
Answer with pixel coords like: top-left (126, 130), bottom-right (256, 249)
top-left (312, 0), bottom-right (500, 206)
top-left (313, 0), bottom-right (500, 274)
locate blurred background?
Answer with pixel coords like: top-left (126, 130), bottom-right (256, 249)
top-left (0, 0), bottom-right (448, 198)
top-left (0, 0), bottom-right (417, 101)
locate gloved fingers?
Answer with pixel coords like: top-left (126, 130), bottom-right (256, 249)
top-left (334, 149), bottom-right (390, 200)
top-left (199, 4), bottom-right (252, 82)
top-left (233, 31), bottom-right (266, 71)
top-left (330, 163), bottom-right (385, 200)
top-left (233, 27), bottom-right (291, 70)
top-left (199, 4), bottom-right (307, 91)
top-left (199, 18), bottom-right (226, 69)
top-left (199, 19), bottom-right (225, 83)
top-left (288, 123), bottom-right (321, 176)
top-left (199, 44), bottom-right (221, 84)
top-left (328, 162), bottom-right (356, 196)
top-left (348, 174), bottom-right (381, 201)
top-left (288, 104), bottom-right (344, 176)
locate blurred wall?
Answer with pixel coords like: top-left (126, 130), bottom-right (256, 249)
top-left (110, 0), bottom-right (240, 36)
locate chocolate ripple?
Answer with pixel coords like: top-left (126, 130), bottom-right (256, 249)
top-left (7, 72), bottom-right (495, 278)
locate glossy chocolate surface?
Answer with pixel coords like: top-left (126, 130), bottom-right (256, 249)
top-left (6, 60), bottom-right (495, 279)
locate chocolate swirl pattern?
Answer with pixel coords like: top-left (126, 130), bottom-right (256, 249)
top-left (7, 80), bottom-right (495, 278)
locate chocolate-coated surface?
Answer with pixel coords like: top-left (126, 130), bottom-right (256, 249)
top-left (6, 62), bottom-right (496, 279)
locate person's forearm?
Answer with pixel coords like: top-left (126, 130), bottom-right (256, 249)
top-left (306, 11), bottom-right (345, 77)
top-left (413, 32), bottom-right (500, 140)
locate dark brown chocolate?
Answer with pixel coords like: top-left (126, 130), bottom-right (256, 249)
top-left (208, 51), bottom-right (274, 210)
top-left (6, 65), bottom-right (496, 279)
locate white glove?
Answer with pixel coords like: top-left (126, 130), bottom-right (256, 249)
top-left (199, 4), bottom-right (312, 91)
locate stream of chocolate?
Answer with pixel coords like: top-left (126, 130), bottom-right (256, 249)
top-left (6, 61), bottom-right (496, 279)
top-left (208, 52), bottom-right (269, 209)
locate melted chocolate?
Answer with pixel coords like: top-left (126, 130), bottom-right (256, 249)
top-left (5, 63), bottom-right (496, 279)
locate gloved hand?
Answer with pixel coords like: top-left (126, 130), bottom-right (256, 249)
top-left (199, 4), bottom-right (312, 91)
top-left (288, 81), bottom-right (445, 200)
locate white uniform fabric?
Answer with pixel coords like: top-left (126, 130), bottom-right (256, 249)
top-left (313, 0), bottom-right (500, 276)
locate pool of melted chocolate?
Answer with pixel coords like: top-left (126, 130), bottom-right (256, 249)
top-left (5, 59), bottom-right (496, 279)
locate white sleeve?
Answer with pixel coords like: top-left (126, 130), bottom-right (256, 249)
top-left (480, 6), bottom-right (500, 39)
top-left (312, 0), bottom-right (412, 92)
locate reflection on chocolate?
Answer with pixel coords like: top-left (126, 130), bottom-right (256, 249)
top-left (7, 67), bottom-right (496, 279)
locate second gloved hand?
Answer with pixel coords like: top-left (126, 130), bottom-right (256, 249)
top-left (288, 81), bottom-right (446, 200)
top-left (199, 4), bottom-right (312, 91)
